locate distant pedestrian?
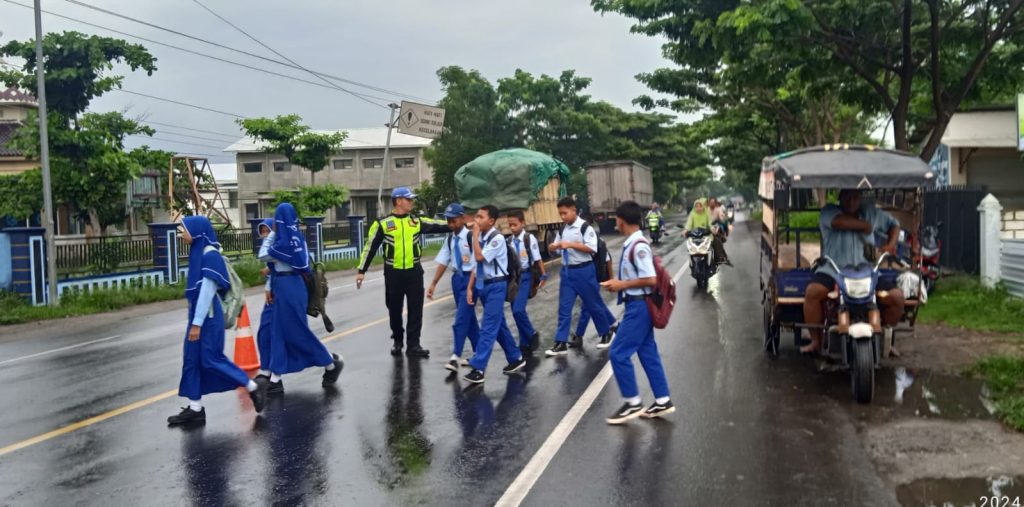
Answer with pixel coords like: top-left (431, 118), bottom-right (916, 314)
top-left (463, 205), bottom-right (526, 384)
top-left (258, 203), bottom-right (343, 395)
top-left (427, 203), bottom-right (480, 373)
top-left (255, 218), bottom-right (275, 382)
top-left (356, 187), bottom-right (450, 358)
top-left (506, 209), bottom-right (547, 355)
top-left (169, 216), bottom-right (267, 426)
top-left (546, 196), bottom-right (614, 356)
top-left (600, 201), bottom-right (674, 424)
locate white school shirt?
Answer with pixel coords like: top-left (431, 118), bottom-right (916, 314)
top-left (478, 229), bottom-right (509, 280)
top-left (510, 230), bottom-right (542, 270)
top-left (620, 230), bottom-right (655, 296)
top-left (554, 217), bottom-right (598, 265)
top-left (435, 227), bottom-right (476, 273)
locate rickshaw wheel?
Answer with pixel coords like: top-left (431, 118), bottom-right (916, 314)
top-left (763, 296), bottom-right (780, 357)
top-left (851, 339), bottom-right (875, 404)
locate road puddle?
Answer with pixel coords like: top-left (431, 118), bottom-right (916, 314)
top-left (897, 475), bottom-right (1024, 506)
top-left (820, 366), bottom-right (998, 422)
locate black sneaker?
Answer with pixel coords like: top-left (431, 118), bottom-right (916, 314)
top-left (167, 407), bottom-right (205, 426)
top-left (322, 353), bottom-right (344, 387)
top-left (609, 322), bottom-right (619, 335)
top-left (250, 376), bottom-right (268, 413)
top-left (503, 358), bottom-right (526, 374)
top-left (445, 359), bottom-right (459, 373)
top-left (596, 332), bottom-right (614, 350)
top-left (606, 402), bottom-right (644, 425)
top-left (519, 345), bottom-right (533, 357)
top-left (568, 333), bottom-right (583, 349)
top-left (406, 347), bottom-right (430, 359)
top-left (529, 332), bottom-right (540, 352)
top-left (390, 345), bottom-right (403, 357)
top-left (267, 379), bottom-right (285, 396)
top-left (545, 341), bottom-right (569, 357)
top-left (641, 400), bottom-right (676, 419)
top-left (463, 369), bottom-right (485, 384)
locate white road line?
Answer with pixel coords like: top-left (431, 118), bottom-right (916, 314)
top-left (496, 261), bottom-right (690, 507)
top-left (0, 335), bottom-right (121, 366)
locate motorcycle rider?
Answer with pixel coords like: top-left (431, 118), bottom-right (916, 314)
top-left (645, 202), bottom-right (664, 242)
top-left (683, 198), bottom-right (730, 266)
top-left (801, 189), bottom-right (905, 354)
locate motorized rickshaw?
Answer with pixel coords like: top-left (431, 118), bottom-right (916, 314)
top-left (759, 145), bottom-right (935, 403)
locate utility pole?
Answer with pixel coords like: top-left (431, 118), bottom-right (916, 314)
top-left (33, 0), bottom-right (58, 305)
top-left (376, 103), bottom-right (400, 217)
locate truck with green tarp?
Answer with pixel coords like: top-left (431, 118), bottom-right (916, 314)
top-left (454, 148), bottom-right (570, 256)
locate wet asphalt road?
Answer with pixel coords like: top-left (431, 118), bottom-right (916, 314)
top-left (0, 216), bottom-right (903, 506)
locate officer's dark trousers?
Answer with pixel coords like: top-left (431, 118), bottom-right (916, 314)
top-left (384, 265), bottom-right (425, 349)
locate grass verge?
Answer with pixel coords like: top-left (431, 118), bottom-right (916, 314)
top-left (968, 356), bottom-right (1024, 431)
top-left (0, 243), bottom-right (442, 326)
top-left (917, 274), bottom-right (1024, 335)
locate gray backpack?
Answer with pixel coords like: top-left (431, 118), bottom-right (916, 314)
top-left (204, 245), bottom-right (245, 329)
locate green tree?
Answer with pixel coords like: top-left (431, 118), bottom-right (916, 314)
top-left (423, 66), bottom-right (513, 206)
top-left (0, 169), bottom-right (43, 221)
top-left (594, 0), bottom-right (1024, 162)
top-left (270, 183), bottom-right (349, 218)
top-left (1, 32), bottom-right (161, 235)
top-left (237, 115), bottom-right (346, 185)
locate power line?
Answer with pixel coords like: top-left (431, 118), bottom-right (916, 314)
top-left (129, 133), bottom-right (229, 151)
top-left (58, 0), bottom-right (433, 103)
top-left (2, 0), bottom-right (397, 104)
top-left (139, 120), bottom-right (244, 141)
top-left (115, 89), bottom-right (246, 118)
top-left (144, 130), bottom-right (245, 148)
top-left (191, 0), bottom-right (388, 110)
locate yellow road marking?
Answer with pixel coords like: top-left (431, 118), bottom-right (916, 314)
top-left (0, 258), bottom-right (563, 458)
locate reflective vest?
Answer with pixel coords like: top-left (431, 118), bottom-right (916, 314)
top-left (358, 213), bottom-right (448, 272)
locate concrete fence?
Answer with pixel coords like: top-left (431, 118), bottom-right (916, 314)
top-left (979, 194), bottom-right (1024, 296)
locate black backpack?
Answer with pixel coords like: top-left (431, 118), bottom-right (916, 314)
top-left (484, 229), bottom-right (521, 303)
top-left (523, 233), bottom-right (543, 299)
top-left (576, 222), bottom-right (610, 283)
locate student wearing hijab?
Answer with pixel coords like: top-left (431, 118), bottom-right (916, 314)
top-left (258, 203), bottom-right (343, 393)
top-left (254, 218), bottom-right (278, 391)
top-left (170, 216), bottom-right (268, 426)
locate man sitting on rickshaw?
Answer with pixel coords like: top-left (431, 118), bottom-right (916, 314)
top-left (801, 189), bottom-right (905, 354)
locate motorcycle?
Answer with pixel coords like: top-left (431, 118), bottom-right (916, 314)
top-left (686, 227), bottom-right (718, 288)
top-left (819, 253), bottom-right (907, 404)
top-left (648, 222), bottom-right (663, 244)
top-left (919, 223), bottom-right (941, 293)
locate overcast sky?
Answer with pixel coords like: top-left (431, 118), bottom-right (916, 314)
top-left (0, 0), bottom-right (682, 162)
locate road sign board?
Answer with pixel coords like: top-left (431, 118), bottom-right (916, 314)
top-left (398, 101), bottom-right (445, 139)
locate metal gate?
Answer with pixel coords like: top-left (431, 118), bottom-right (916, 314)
top-left (923, 185), bottom-right (987, 274)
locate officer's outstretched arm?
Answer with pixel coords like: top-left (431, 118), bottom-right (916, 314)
top-left (358, 220), bottom-right (384, 274)
top-left (420, 215), bottom-right (451, 234)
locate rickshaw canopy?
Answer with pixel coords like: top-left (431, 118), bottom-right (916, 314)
top-left (759, 145), bottom-right (934, 199)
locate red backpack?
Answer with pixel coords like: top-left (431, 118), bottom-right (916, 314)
top-left (628, 239), bottom-right (676, 329)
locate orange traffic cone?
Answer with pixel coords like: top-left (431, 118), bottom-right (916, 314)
top-left (233, 304), bottom-right (260, 371)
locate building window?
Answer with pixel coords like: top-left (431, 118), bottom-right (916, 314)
top-left (333, 158), bottom-right (353, 170)
top-left (363, 158), bottom-right (384, 169)
top-left (228, 190), bottom-right (238, 209)
top-left (273, 161), bottom-right (291, 172)
top-left (243, 162), bottom-right (263, 173)
top-left (395, 157), bottom-right (416, 169)
top-left (334, 202), bottom-right (351, 220)
top-left (244, 203), bottom-right (261, 220)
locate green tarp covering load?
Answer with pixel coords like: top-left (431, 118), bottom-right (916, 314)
top-left (455, 148), bottom-right (570, 210)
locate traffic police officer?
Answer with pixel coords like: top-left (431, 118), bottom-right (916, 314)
top-left (357, 187), bottom-right (449, 358)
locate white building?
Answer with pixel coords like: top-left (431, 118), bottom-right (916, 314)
top-left (225, 127), bottom-right (434, 222)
